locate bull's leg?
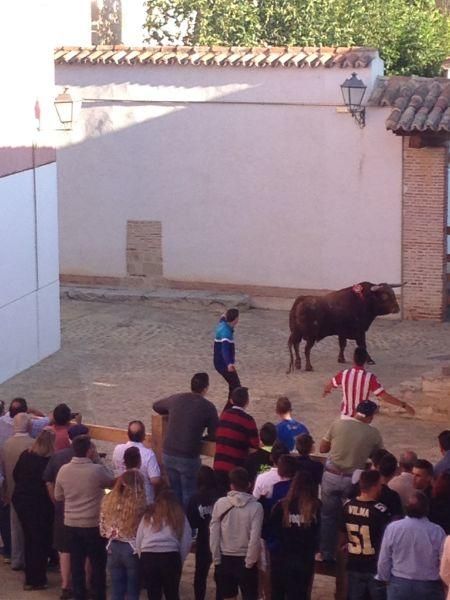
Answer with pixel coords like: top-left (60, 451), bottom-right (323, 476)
top-left (356, 334), bottom-right (375, 365)
top-left (294, 336), bottom-right (302, 370)
top-left (304, 338), bottom-right (315, 371)
top-left (338, 336), bottom-right (347, 363)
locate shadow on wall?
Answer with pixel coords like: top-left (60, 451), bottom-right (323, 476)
top-left (0, 146), bottom-right (56, 178)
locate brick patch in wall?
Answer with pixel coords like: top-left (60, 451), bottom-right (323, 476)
top-left (402, 141), bottom-right (447, 321)
top-left (126, 221), bottom-right (163, 277)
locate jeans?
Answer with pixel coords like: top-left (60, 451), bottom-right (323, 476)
top-left (163, 453), bottom-right (201, 508)
top-left (319, 471), bottom-right (353, 561)
top-left (107, 540), bottom-right (140, 600)
top-left (0, 499), bottom-right (11, 558)
top-left (347, 571), bottom-right (387, 600)
top-left (387, 576), bottom-right (444, 600)
top-left (140, 551), bottom-right (181, 600)
top-left (66, 526), bottom-right (107, 600)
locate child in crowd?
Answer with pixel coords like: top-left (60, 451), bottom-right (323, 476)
top-left (244, 422), bottom-right (277, 489)
top-left (187, 466), bottom-right (221, 600)
top-left (295, 434), bottom-right (324, 488)
top-left (100, 470), bottom-right (147, 600)
top-left (210, 468), bottom-right (264, 600)
top-left (269, 471), bottom-right (321, 600)
top-left (136, 489), bottom-right (192, 600)
top-left (275, 397), bottom-right (309, 452)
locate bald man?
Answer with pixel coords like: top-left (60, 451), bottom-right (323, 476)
top-left (112, 420), bottom-right (161, 502)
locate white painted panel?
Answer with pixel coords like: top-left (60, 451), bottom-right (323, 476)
top-left (37, 282), bottom-right (61, 360)
top-left (0, 293), bottom-right (38, 384)
top-left (36, 163), bottom-right (59, 287)
top-left (0, 170), bottom-right (37, 307)
top-left (57, 99), bottom-right (402, 289)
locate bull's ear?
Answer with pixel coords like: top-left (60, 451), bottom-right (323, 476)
top-left (370, 285), bottom-right (381, 292)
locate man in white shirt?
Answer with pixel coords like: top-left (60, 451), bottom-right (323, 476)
top-left (253, 442), bottom-right (288, 499)
top-left (112, 420), bottom-right (161, 503)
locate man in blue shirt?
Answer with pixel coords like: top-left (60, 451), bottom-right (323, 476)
top-left (213, 308), bottom-right (241, 409)
top-left (434, 430), bottom-right (450, 477)
top-left (377, 490), bottom-right (446, 599)
top-left (275, 396), bottom-right (309, 452)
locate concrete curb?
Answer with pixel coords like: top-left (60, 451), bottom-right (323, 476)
top-left (60, 285), bottom-right (252, 311)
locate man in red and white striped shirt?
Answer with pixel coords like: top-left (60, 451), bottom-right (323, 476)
top-left (323, 347), bottom-right (415, 417)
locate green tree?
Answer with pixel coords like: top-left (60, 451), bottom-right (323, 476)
top-left (145, 0), bottom-right (449, 76)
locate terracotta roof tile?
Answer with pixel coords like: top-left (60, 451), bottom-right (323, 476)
top-left (54, 45), bottom-right (378, 69)
top-left (369, 75), bottom-right (450, 133)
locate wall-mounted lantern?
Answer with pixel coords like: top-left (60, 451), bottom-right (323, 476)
top-left (54, 87), bottom-right (74, 129)
top-left (340, 73), bottom-right (367, 128)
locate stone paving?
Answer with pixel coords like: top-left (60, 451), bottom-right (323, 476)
top-left (1, 296), bottom-right (450, 599)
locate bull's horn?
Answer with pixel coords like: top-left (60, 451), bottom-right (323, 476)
top-left (370, 285), bottom-right (381, 291)
top-left (387, 282), bottom-right (408, 288)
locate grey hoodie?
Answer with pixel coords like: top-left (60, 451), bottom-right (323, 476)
top-left (210, 490), bottom-right (264, 568)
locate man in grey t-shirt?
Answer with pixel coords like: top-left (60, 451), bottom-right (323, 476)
top-left (153, 372), bottom-right (218, 508)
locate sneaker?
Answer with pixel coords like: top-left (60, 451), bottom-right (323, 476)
top-left (60, 588), bottom-right (73, 600)
top-left (3, 557), bottom-right (11, 564)
top-left (23, 585), bottom-right (34, 591)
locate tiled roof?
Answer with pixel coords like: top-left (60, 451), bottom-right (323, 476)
top-left (54, 45), bottom-right (378, 69)
top-left (369, 75), bottom-right (450, 133)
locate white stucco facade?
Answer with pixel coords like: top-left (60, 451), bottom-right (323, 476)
top-left (56, 55), bottom-right (403, 291)
top-left (0, 1), bottom-right (60, 383)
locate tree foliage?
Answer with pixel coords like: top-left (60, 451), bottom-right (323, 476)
top-left (145, 0), bottom-right (450, 76)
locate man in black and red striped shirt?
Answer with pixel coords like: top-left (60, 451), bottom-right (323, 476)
top-left (323, 347), bottom-right (414, 418)
top-left (214, 387), bottom-right (259, 493)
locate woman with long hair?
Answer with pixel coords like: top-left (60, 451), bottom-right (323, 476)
top-left (100, 469), bottom-right (147, 600)
top-left (186, 465), bottom-right (220, 600)
top-left (136, 488), bottom-right (192, 600)
top-left (268, 470), bottom-right (321, 600)
top-left (12, 428), bottom-right (55, 590)
top-left (430, 472), bottom-right (450, 534)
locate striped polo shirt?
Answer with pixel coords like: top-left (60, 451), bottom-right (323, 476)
top-left (332, 366), bottom-right (384, 417)
top-left (213, 406), bottom-right (259, 473)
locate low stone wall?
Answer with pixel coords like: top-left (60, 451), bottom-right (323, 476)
top-left (399, 366), bottom-right (450, 422)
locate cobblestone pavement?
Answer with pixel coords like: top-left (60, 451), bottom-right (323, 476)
top-left (1, 298), bottom-right (450, 599)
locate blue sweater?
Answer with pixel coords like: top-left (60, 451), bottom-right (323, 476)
top-left (214, 318), bottom-right (235, 372)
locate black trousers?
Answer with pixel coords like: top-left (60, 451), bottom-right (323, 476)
top-left (14, 502), bottom-right (53, 587)
top-left (270, 554), bottom-right (314, 600)
top-left (140, 551), bottom-right (182, 600)
top-left (216, 369), bottom-right (241, 409)
top-left (215, 555), bottom-right (258, 600)
top-left (66, 526), bottom-right (107, 600)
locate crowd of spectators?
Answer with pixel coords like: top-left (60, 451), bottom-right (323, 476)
top-left (1, 346), bottom-right (450, 600)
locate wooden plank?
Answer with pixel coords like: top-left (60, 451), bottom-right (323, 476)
top-left (84, 423), bottom-right (152, 446)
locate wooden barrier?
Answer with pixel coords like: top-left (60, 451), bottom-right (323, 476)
top-left (86, 413), bottom-right (345, 600)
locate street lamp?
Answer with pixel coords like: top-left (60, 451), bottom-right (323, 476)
top-left (340, 73), bottom-right (367, 128)
top-left (54, 87), bottom-right (74, 129)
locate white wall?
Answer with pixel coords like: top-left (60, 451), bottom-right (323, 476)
top-left (0, 0), bottom-right (60, 384)
top-left (56, 60), bottom-right (402, 290)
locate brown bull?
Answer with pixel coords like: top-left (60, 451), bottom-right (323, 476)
top-left (287, 281), bottom-right (403, 372)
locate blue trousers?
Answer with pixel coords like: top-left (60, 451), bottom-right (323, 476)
top-left (107, 540), bottom-right (140, 600)
top-left (163, 453), bottom-right (201, 508)
top-left (319, 471), bottom-right (353, 560)
top-left (387, 576), bottom-right (444, 600)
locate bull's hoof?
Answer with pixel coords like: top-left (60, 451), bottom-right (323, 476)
top-left (367, 358), bottom-right (376, 365)
top-left (338, 357), bottom-right (347, 364)
top-left (305, 365), bottom-right (314, 372)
